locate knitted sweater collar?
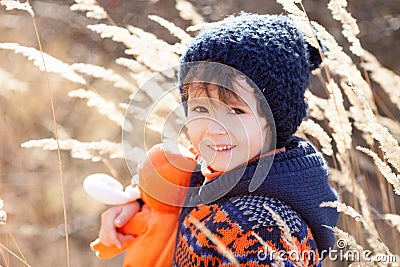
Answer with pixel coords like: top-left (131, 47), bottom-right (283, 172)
top-left (192, 136), bottom-right (326, 202)
top-left (200, 147), bottom-right (286, 182)
top-left (186, 136), bottom-right (339, 256)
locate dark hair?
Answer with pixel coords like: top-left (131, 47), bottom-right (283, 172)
top-left (178, 13), bottom-right (317, 147)
top-left (181, 61), bottom-right (272, 123)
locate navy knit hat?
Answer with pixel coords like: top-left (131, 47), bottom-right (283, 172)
top-left (179, 13), bottom-right (321, 148)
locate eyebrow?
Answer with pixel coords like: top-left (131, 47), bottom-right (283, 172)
top-left (185, 81), bottom-right (254, 114)
top-left (226, 96), bottom-right (248, 107)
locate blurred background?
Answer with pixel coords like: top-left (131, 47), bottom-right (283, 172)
top-left (0, 0), bottom-right (399, 266)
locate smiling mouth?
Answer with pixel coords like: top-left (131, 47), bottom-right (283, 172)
top-left (208, 145), bottom-right (236, 151)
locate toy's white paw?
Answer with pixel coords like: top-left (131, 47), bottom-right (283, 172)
top-left (83, 173), bottom-right (140, 205)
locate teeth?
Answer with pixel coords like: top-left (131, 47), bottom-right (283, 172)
top-left (209, 145), bottom-right (235, 151)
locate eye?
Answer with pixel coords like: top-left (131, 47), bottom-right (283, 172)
top-left (229, 108), bottom-right (245, 115)
top-left (192, 106), bottom-right (209, 113)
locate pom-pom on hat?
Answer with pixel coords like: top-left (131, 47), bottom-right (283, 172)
top-left (179, 13), bottom-right (321, 148)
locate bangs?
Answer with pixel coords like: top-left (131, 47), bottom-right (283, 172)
top-left (183, 82), bottom-right (245, 106)
top-left (181, 61), bottom-right (246, 106)
top-left (180, 61), bottom-right (270, 121)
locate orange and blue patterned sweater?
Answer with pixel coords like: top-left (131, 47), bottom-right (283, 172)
top-left (173, 137), bottom-right (339, 266)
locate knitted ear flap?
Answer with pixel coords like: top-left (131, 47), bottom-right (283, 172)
top-left (306, 31), bottom-right (325, 71)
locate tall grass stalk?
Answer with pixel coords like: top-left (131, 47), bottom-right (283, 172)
top-left (0, 0), bottom-right (72, 265)
top-left (0, 242), bottom-right (31, 267)
top-left (30, 8), bottom-right (71, 267)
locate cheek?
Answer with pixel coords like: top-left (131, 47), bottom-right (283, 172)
top-left (187, 120), bottom-right (203, 150)
top-left (245, 119), bottom-right (267, 153)
top-left (246, 128), bottom-right (260, 146)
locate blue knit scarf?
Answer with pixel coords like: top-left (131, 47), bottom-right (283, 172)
top-left (182, 136), bottom-right (339, 256)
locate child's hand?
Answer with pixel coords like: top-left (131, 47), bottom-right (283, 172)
top-left (99, 202), bottom-right (140, 249)
top-left (89, 143), bottom-right (196, 264)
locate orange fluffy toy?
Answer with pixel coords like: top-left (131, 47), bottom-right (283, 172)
top-left (84, 143), bottom-right (196, 267)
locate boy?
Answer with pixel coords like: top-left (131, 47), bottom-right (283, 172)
top-left (99, 13), bottom-right (339, 266)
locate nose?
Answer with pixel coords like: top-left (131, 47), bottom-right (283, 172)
top-left (205, 118), bottom-right (227, 135)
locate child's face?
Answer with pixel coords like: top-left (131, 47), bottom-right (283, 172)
top-left (186, 77), bottom-right (269, 173)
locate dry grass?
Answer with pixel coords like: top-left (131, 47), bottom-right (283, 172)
top-left (0, 0), bottom-right (399, 266)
